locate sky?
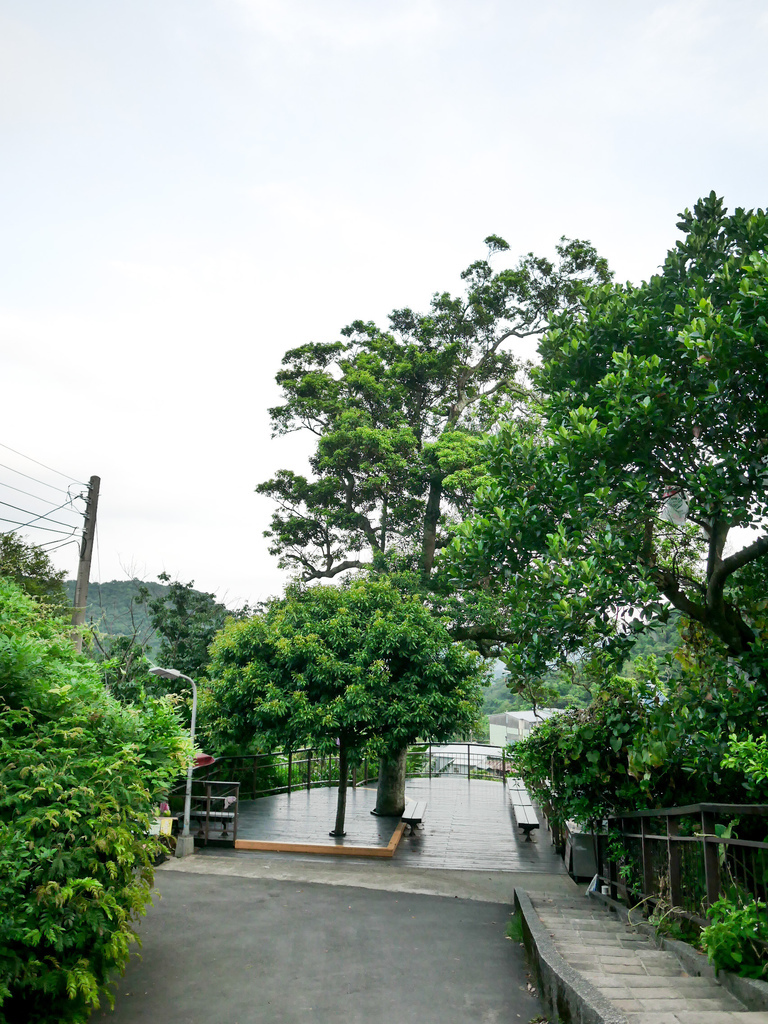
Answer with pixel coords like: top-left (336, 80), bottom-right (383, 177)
top-left (1, 0), bottom-right (767, 609)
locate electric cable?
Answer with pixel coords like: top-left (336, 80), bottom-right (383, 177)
top-left (0, 478), bottom-right (78, 509)
top-left (0, 499), bottom-right (82, 531)
top-left (0, 460), bottom-right (73, 494)
top-left (0, 442), bottom-right (86, 486)
top-left (0, 517), bottom-right (73, 535)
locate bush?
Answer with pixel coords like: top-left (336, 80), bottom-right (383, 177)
top-left (700, 897), bottom-right (768, 980)
top-left (0, 578), bottom-right (191, 1023)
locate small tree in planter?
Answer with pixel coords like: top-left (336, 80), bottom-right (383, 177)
top-left (205, 576), bottom-right (484, 835)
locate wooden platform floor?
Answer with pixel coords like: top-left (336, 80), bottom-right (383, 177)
top-left (224, 776), bottom-right (567, 873)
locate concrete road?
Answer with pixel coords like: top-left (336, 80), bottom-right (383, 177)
top-left (95, 872), bottom-right (545, 1024)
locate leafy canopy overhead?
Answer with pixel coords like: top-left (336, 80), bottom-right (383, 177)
top-left (452, 193), bottom-right (768, 683)
top-left (258, 236), bottom-right (611, 583)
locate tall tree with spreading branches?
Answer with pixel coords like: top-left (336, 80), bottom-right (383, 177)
top-left (452, 194), bottom-right (768, 695)
top-left (257, 236), bottom-right (611, 809)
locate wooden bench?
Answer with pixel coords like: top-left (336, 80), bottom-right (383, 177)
top-left (509, 786), bottom-right (539, 841)
top-left (401, 800), bottom-right (427, 834)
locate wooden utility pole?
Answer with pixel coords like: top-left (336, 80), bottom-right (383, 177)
top-left (71, 475), bottom-right (100, 653)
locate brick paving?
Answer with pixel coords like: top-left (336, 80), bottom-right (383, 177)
top-left (530, 894), bottom-right (768, 1023)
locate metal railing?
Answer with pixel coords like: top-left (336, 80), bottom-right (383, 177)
top-left (596, 803), bottom-right (768, 926)
top-left (192, 742), bottom-right (509, 801)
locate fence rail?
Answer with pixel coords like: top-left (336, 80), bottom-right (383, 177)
top-left (597, 803), bottom-right (768, 926)
top-left (190, 742), bottom-right (509, 801)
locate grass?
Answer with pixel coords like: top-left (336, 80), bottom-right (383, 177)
top-left (506, 911), bottom-right (524, 942)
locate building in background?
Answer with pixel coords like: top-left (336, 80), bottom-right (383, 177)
top-left (488, 709), bottom-right (558, 747)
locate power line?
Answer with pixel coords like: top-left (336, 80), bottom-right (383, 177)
top-left (40, 535), bottom-right (80, 552)
top-left (0, 442), bottom-right (86, 486)
top-left (0, 516), bottom-right (74, 536)
top-left (0, 499), bottom-right (82, 531)
top-left (0, 477), bottom-right (83, 509)
top-left (0, 460), bottom-right (74, 495)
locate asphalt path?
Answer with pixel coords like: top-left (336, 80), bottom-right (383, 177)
top-left (95, 872), bottom-right (544, 1024)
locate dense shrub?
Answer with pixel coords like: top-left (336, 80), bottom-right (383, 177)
top-left (0, 578), bottom-right (191, 1023)
top-left (511, 656), bottom-right (768, 831)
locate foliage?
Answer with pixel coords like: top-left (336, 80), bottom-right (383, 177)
top-left (452, 194), bottom-right (768, 683)
top-left (136, 572), bottom-right (234, 682)
top-left (0, 578), bottom-right (191, 1023)
top-left (700, 896), bottom-right (768, 979)
top-left (206, 576), bottom-right (484, 757)
top-left (509, 671), bottom-right (660, 829)
top-left (511, 646), bottom-right (768, 830)
top-left (722, 734), bottom-right (768, 793)
top-left (204, 576), bottom-right (485, 831)
top-left (258, 236), bottom-right (610, 611)
top-left (1, 534), bottom-right (68, 614)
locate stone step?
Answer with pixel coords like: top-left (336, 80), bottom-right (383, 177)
top-left (624, 1013), bottom-right (768, 1023)
top-left (525, 893), bottom-right (768, 1022)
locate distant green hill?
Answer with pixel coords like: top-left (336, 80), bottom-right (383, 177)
top-left (65, 579), bottom-right (169, 646)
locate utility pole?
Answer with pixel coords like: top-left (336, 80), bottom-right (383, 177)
top-left (71, 475), bottom-right (100, 653)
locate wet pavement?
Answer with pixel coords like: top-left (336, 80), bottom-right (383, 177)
top-left (95, 872), bottom-right (545, 1024)
top-left (232, 776), bottom-right (567, 873)
top-left (94, 777), bottom-right (573, 1023)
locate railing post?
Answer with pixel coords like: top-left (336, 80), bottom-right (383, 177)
top-left (307, 749), bottom-right (312, 789)
top-left (428, 743), bottom-right (432, 779)
top-left (467, 743), bottom-right (471, 780)
top-left (667, 814), bottom-right (683, 909)
top-left (352, 764), bottom-right (357, 789)
top-left (252, 758), bottom-right (257, 800)
top-left (363, 758), bottom-right (368, 785)
top-left (287, 750), bottom-right (293, 793)
top-left (701, 808), bottom-right (721, 909)
top-left (641, 816), bottom-right (654, 899)
top-left (502, 748), bottom-right (506, 784)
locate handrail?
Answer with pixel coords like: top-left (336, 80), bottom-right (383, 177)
top-left (597, 803), bottom-right (768, 926)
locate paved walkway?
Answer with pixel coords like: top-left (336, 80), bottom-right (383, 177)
top-left (530, 893), bottom-right (768, 1023)
top-left (93, 777), bottom-right (575, 1022)
top-left (95, 873), bottom-right (545, 1024)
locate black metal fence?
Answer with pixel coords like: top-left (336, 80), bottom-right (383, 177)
top-left (191, 742), bottom-right (509, 801)
top-left (597, 803), bottom-right (768, 926)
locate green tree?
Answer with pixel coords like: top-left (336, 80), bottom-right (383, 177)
top-left (258, 235), bottom-right (610, 807)
top-left (0, 533), bottom-right (68, 613)
top-left (137, 572), bottom-right (233, 681)
top-left (259, 235), bottom-right (610, 584)
top-left (204, 576), bottom-right (484, 832)
top-left (0, 578), bottom-right (190, 1023)
top-left (453, 194), bottom-right (768, 689)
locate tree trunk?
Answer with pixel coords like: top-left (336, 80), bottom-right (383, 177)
top-left (331, 743), bottom-right (349, 836)
top-left (373, 747), bottom-right (407, 816)
top-left (420, 478), bottom-right (442, 576)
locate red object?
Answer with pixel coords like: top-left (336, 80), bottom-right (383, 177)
top-left (194, 753), bottom-right (216, 768)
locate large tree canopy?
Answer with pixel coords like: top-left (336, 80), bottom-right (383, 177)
top-left (453, 194), bottom-right (768, 686)
top-left (204, 576), bottom-right (484, 832)
top-left (257, 236), bottom-right (611, 584)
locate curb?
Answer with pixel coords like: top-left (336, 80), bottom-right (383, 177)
top-left (514, 889), bottom-right (628, 1024)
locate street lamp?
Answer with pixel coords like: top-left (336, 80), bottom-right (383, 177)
top-left (149, 666), bottom-right (198, 858)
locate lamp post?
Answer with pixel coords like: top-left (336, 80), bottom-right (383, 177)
top-left (150, 666), bottom-right (197, 858)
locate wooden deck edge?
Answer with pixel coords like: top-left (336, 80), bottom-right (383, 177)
top-left (234, 820), bottom-right (407, 859)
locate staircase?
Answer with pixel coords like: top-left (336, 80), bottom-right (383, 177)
top-left (528, 894), bottom-right (768, 1023)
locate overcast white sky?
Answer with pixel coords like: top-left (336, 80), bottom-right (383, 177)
top-left (1, 0), bottom-right (766, 608)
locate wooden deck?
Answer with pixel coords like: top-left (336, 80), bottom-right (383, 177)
top-left (228, 776), bottom-right (566, 873)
